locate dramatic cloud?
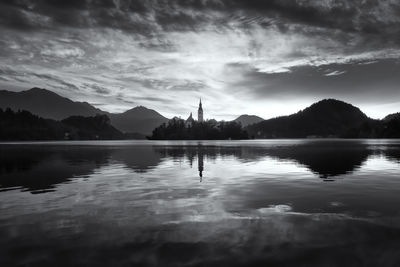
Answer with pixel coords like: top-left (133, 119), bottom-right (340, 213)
top-left (1, 0), bottom-right (400, 119)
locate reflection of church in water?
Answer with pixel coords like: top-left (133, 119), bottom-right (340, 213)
top-left (198, 148), bottom-right (204, 181)
top-left (188, 145), bottom-right (205, 182)
top-left (185, 99), bottom-right (205, 181)
top-left (186, 99), bottom-right (205, 181)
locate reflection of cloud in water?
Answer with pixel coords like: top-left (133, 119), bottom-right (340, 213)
top-left (1, 141), bottom-right (400, 266)
top-left (4, 199), bottom-right (400, 267)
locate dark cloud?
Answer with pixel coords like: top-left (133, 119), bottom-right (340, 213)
top-left (231, 0), bottom-right (357, 31)
top-left (83, 83), bottom-right (111, 95)
top-left (0, 67), bottom-right (78, 91)
top-left (134, 96), bottom-right (176, 104)
top-left (30, 73), bottom-right (80, 91)
top-left (229, 59), bottom-right (400, 103)
top-left (0, 4), bottom-right (43, 31)
top-left (1, 0), bottom-right (399, 40)
top-left (1, 0), bottom-right (400, 119)
top-left (0, 0), bottom-right (398, 59)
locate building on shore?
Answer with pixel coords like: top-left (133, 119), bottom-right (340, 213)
top-left (185, 112), bottom-right (194, 127)
top-left (198, 99), bottom-right (203, 122)
top-left (185, 99), bottom-right (204, 127)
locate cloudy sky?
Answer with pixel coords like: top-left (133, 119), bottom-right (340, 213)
top-left (1, 0), bottom-right (400, 120)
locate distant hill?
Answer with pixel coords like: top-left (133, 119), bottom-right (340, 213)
top-left (0, 88), bottom-right (169, 136)
top-left (234, 115), bottom-right (264, 127)
top-left (0, 108), bottom-right (123, 140)
top-left (0, 88), bottom-right (104, 120)
top-left (109, 106), bottom-right (168, 136)
top-left (246, 99), bottom-right (370, 138)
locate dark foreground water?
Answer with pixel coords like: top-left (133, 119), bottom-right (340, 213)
top-left (1, 140), bottom-right (400, 267)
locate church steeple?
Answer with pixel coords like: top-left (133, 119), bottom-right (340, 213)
top-left (198, 98), bottom-right (203, 122)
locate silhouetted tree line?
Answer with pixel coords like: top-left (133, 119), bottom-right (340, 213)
top-left (246, 99), bottom-right (369, 138)
top-left (149, 118), bottom-right (248, 140)
top-left (246, 99), bottom-right (400, 138)
top-left (0, 108), bottom-right (124, 140)
top-left (343, 116), bottom-right (400, 138)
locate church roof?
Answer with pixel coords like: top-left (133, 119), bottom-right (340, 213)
top-left (186, 112), bottom-right (194, 122)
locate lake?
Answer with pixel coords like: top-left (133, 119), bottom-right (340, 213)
top-left (1, 139), bottom-right (400, 266)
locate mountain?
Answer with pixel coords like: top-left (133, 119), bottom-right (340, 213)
top-left (246, 99), bottom-right (370, 138)
top-left (0, 88), bottom-right (103, 120)
top-left (234, 115), bottom-right (264, 127)
top-left (2, 89), bottom-right (397, 139)
top-left (0, 88), bottom-right (169, 136)
top-left (109, 106), bottom-right (169, 135)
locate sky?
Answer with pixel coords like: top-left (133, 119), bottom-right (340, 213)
top-left (1, 0), bottom-right (400, 120)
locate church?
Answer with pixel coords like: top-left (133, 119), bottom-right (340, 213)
top-left (185, 99), bottom-right (203, 127)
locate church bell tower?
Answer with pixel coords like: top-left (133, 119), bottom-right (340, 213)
top-left (198, 99), bottom-right (203, 122)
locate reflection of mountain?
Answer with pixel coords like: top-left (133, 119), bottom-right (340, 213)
top-left (1, 141), bottom-right (398, 193)
top-left (263, 141), bottom-right (371, 179)
top-left (381, 145), bottom-right (400, 163)
top-left (111, 146), bottom-right (163, 173)
top-left (0, 146), bottom-right (110, 193)
top-left (152, 142), bottom-right (378, 179)
top-left (0, 146), bottom-right (165, 194)
top-left (0, 146), bottom-right (166, 193)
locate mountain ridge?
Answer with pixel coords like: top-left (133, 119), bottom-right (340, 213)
top-left (0, 87), bottom-right (104, 120)
top-left (0, 88), bottom-right (169, 135)
top-left (1, 88), bottom-right (399, 139)
top-left (234, 114), bottom-right (264, 127)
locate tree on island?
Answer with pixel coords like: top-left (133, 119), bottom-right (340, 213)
top-left (149, 118), bottom-right (248, 140)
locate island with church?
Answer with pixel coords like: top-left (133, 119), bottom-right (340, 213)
top-left (149, 99), bottom-right (248, 140)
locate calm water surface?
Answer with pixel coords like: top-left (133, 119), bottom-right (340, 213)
top-left (1, 139), bottom-right (400, 266)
